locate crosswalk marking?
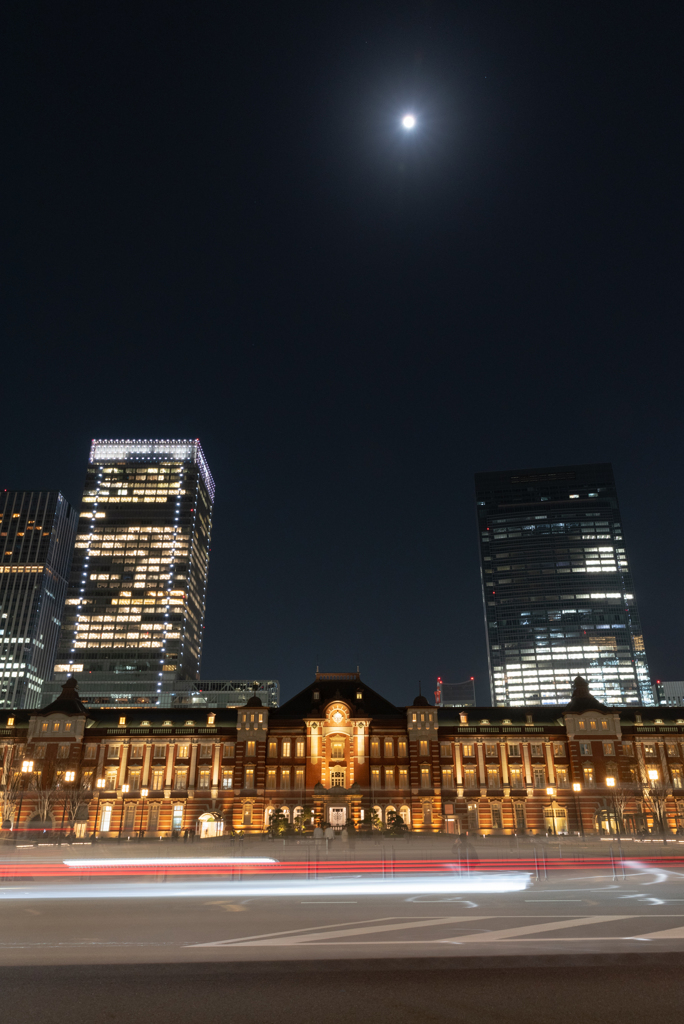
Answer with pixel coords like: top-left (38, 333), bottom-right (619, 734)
top-left (443, 915), bottom-right (635, 944)
top-left (223, 916), bottom-right (493, 947)
top-left (628, 924), bottom-right (684, 941)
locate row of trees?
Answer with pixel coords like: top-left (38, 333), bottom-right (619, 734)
top-left (264, 807), bottom-right (409, 838)
top-left (1, 766), bottom-right (89, 832)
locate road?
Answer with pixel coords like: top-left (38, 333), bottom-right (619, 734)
top-left (2, 854), bottom-right (684, 1021)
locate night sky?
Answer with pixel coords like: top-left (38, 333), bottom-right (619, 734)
top-left (2, 2), bottom-right (683, 706)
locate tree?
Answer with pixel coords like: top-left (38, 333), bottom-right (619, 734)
top-left (266, 808), bottom-right (291, 837)
top-left (636, 758), bottom-right (672, 835)
top-left (293, 806), bottom-right (315, 833)
top-left (1, 769), bottom-right (23, 826)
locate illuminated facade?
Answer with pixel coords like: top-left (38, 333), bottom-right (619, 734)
top-left (3, 674), bottom-right (683, 839)
top-left (0, 492), bottom-right (77, 708)
top-left (475, 464), bottom-right (652, 707)
top-left (49, 439), bottom-right (214, 708)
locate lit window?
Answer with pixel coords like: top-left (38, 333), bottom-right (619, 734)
top-left (198, 769), bottom-right (211, 789)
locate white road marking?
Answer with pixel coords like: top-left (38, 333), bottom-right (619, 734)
top-left (629, 924), bottom-right (684, 940)
top-left (444, 915), bottom-right (636, 944)
top-left (188, 916), bottom-right (401, 947)
top-left (193, 916), bottom-right (493, 948)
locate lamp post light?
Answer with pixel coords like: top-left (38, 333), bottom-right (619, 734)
top-left (572, 782), bottom-right (584, 838)
top-left (14, 760), bottom-right (34, 843)
top-left (139, 787), bottom-right (148, 841)
top-left (59, 770), bottom-right (77, 844)
top-left (119, 783), bottom-right (130, 841)
top-left (94, 777), bottom-right (105, 839)
top-left (605, 776), bottom-right (617, 836)
top-left (546, 787), bottom-right (557, 835)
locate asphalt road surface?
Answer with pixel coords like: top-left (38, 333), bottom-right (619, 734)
top-left (2, 864), bottom-right (684, 1022)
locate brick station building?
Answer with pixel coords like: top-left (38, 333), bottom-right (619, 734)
top-left (1, 671), bottom-right (684, 837)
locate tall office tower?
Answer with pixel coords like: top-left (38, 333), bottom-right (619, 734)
top-left (50, 439), bottom-right (214, 708)
top-left (0, 492), bottom-right (77, 708)
top-left (475, 464), bottom-right (652, 707)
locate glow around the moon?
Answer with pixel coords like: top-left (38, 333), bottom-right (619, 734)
top-left (401, 114), bottom-right (416, 129)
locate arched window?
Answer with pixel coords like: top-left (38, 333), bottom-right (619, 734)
top-left (423, 803), bottom-right (432, 825)
top-left (399, 805), bottom-right (411, 825)
top-left (243, 803), bottom-right (252, 827)
top-left (385, 805), bottom-right (396, 823)
top-left (265, 806), bottom-right (275, 824)
top-left (280, 806), bottom-right (290, 821)
top-left (330, 768), bottom-right (345, 787)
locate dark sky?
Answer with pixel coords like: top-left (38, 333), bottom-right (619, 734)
top-left (2, 2), bottom-right (683, 706)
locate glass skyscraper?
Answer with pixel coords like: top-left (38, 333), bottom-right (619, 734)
top-left (475, 463), bottom-right (652, 707)
top-left (0, 491), bottom-right (77, 708)
top-left (50, 439), bottom-right (214, 707)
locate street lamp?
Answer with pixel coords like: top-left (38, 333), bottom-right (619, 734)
top-left (94, 777), bottom-right (105, 839)
top-left (59, 770), bottom-right (77, 844)
top-left (605, 777), bottom-right (617, 835)
top-left (648, 769), bottom-right (659, 782)
top-left (139, 788), bottom-right (148, 840)
top-left (14, 760), bottom-right (34, 841)
top-left (546, 787), bottom-right (557, 835)
top-left (119, 783), bottom-right (130, 840)
top-left (572, 781), bottom-right (584, 837)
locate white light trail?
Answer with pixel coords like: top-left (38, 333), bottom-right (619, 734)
top-left (63, 857), bottom-right (277, 868)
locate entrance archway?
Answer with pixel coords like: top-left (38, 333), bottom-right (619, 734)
top-left (197, 812), bottom-right (224, 838)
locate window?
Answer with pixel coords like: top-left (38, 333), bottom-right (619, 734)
top-left (419, 740), bottom-right (429, 756)
top-left (621, 742), bottom-right (634, 756)
top-left (104, 768), bottom-right (118, 788)
top-left (221, 769), bottom-right (233, 789)
top-left (153, 745), bottom-right (166, 759)
top-left (174, 769), bottom-right (188, 789)
top-left (151, 768), bottom-right (165, 790)
top-left (442, 768), bottom-right (454, 789)
top-left (64, 722), bottom-right (72, 733)
top-left (643, 744), bottom-right (656, 757)
top-left (35, 744), bottom-right (46, 759)
top-left (462, 744), bottom-right (474, 758)
top-left (172, 804), bottom-right (184, 832)
top-left (267, 768), bottom-right (277, 788)
top-left (268, 739), bottom-right (277, 758)
top-left (423, 803), bottom-right (432, 825)
top-left (329, 739), bottom-right (344, 759)
top-left (246, 741), bottom-right (256, 757)
top-left (243, 804), bottom-right (252, 827)
top-left (41, 722), bottom-right (48, 733)
top-left (81, 769), bottom-right (94, 790)
top-left (224, 742), bottom-right (235, 759)
top-left (530, 743), bottom-right (543, 757)
top-left (398, 768), bottom-right (409, 788)
top-left (198, 769), bottom-right (211, 789)
top-left (467, 802), bottom-right (478, 830)
top-left (602, 742), bottom-right (614, 756)
top-left (508, 743), bottom-right (520, 758)
top-left (108, 745), bottom-right (121, 759)
top-left (384, 766), bottom-right (394, 788)
top-left (440, 742), bottom-right (451, 758)
top-left (509, 767), bottom-right (524, 790)
top-left (590, 720), bottom-right (597, 731)
top-left (666, 743), bottom-right (679, 757)
top-left (553, 742), bottom-right (565, 757)
top-left (176, 744), bottom-right (190, 759)
top-left (672, 769), bottom-right (683, 789)
top-left (370, 740), bottom-right (380, 758)
top-left (556, 767), bottom-right (570, 788)
top-left (384, 738), bottom-right (394, 758)
top-left (533, 767), bottom-right (546, 789)
top-left (420, 766), bottom-right (431, 788)
top-left (371, 768), bottom-right (381, 787)
top-left (281, 769), bottom-right (290, 789)
top-left (199, 744), bottom-right (212, 758)
top-left (130, 745), bottom-right (144, 759)
top-left (579, 742), bottom-right (592, 756)
top-left (295, 768), bottom-right (305, 788)
top-left (583, 765), bottom-right (595, 787)
top-left (127, 769), bottom-right (141, 789)
top-left (579, 720), bottom-right (586, 731)
top-left (329, 768), bottom-right (344, 787)
top-left (244, 768), bottom-right (255, 788)
top-left (99, 805), bottom-right (112, 832)
top-left (491, 803), bottom-right (503, 829)
top-left (601, 720), bottom-right (608, 731)
top-left (487, 768), bottom-right (500, 789)
top-left (296, 740), bottom-right (305, 757)
top-left (52, 722), bottom-right (60, 733)
top-left (464, 768), bottom-right (478, 788)
top-left (485, 743), bottom-right (498, 758)
top-left (398, 740), bottom-right (408, 758)
top-left (278, 739), bottom-right (290, 758)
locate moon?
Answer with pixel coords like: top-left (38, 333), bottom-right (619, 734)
top-left (401, 114), bottom-right (416, 130)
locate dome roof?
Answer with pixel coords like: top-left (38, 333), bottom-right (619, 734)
top-left (412, 695), bottom-right (430, 707)
top-left (244, 696), bottom-right (263, 708)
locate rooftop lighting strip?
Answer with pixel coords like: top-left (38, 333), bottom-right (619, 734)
top-left (88, 439), bottom-right (215, 505)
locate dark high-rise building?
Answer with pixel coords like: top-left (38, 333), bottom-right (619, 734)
top-left (475, 464), bottom-right (652, 707)
top-left (0, 491), bottom-right (77, 708)
top-left (49, 439), bottom-right (214, 708)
